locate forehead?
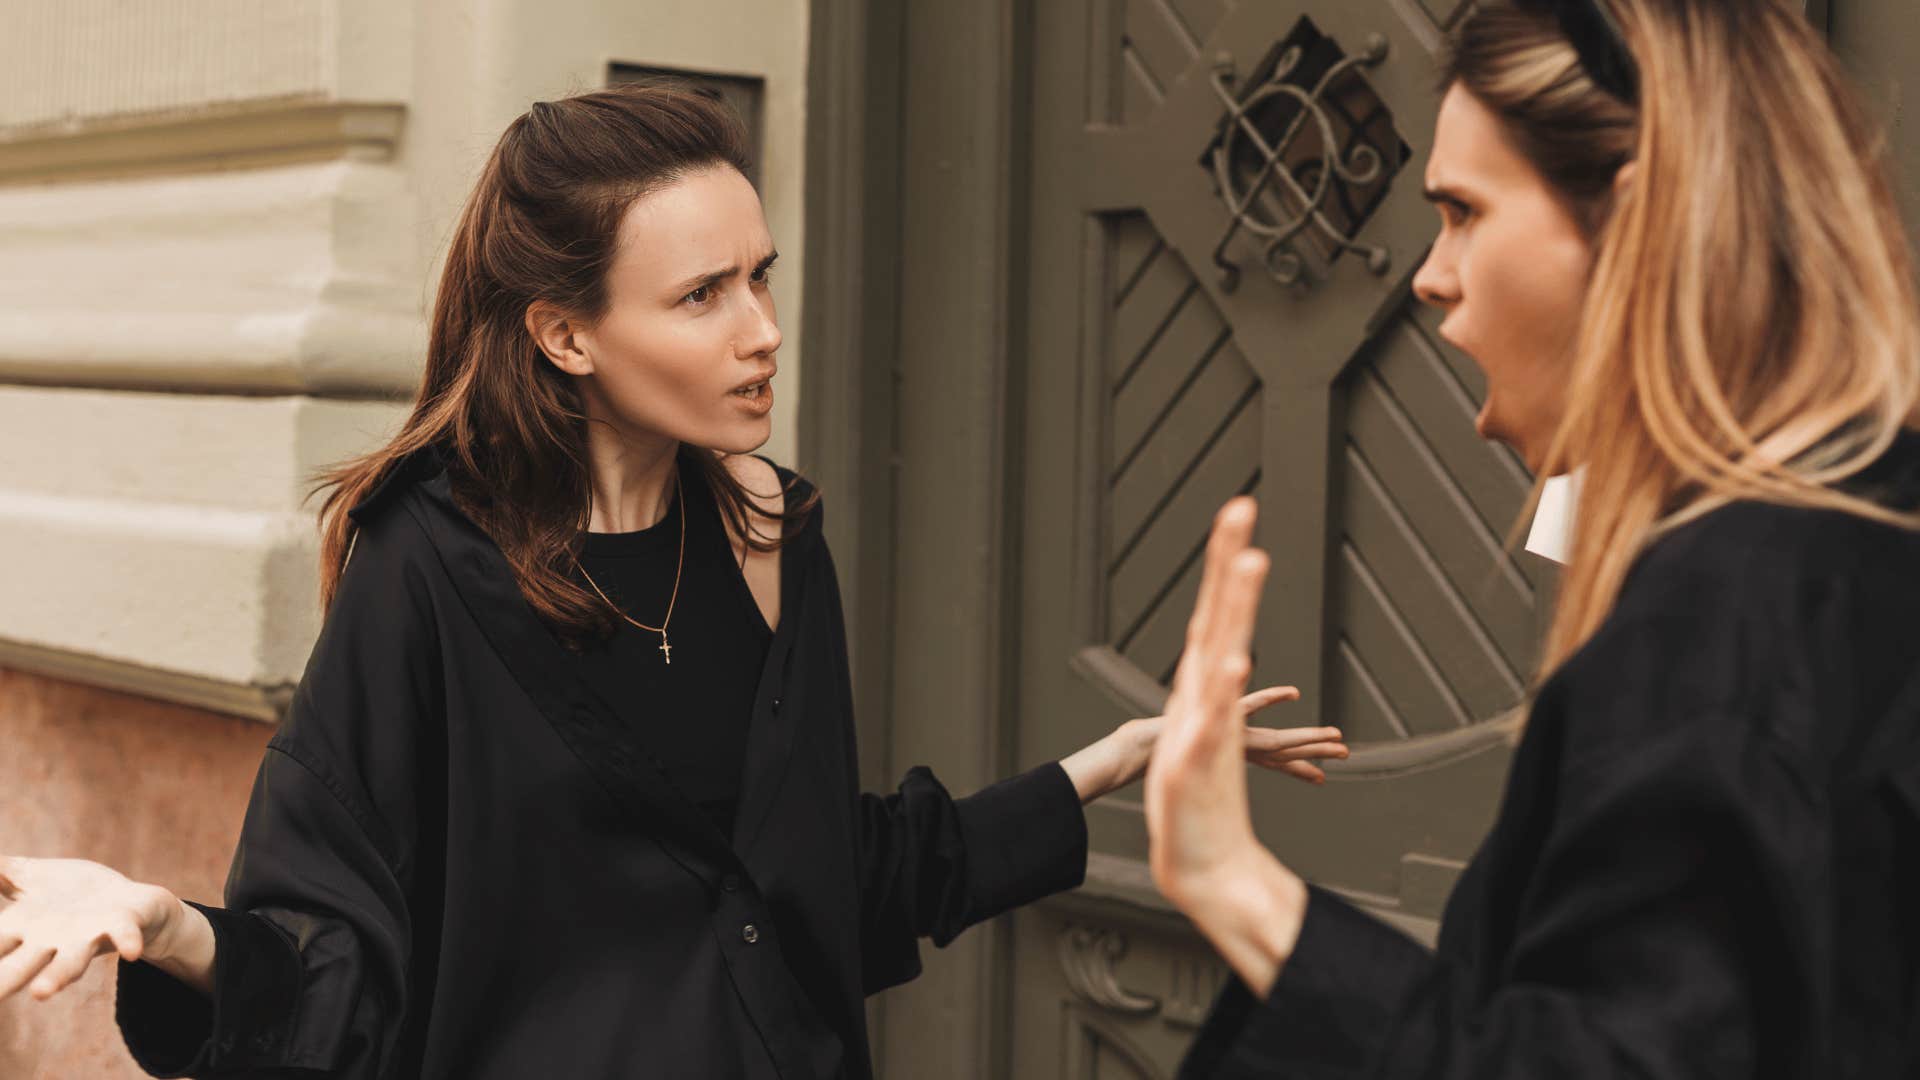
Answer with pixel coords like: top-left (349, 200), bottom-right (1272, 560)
top-left (615, 165), bottom-right (772, 267)
top-left (1425, 83), bottom-right (1537, 191)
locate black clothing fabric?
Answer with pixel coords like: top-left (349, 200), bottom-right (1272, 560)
top-left (573, 462), bottom-right (773, 840)
top-left (1180, 430), bottom-right (1920, 1079)
top-left (114, 448), bottom-right (1090, 1080)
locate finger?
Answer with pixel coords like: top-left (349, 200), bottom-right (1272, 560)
top-left (1238, 685), bottom-right (1301, 715)
top-left (1280, 760), bottom-right (1327, 784)
top-left (1191, 557), bottom-right (1266, 751)
top-left (107, 921), bottom-right (144, 964)
top-left (1212, 547), bottom-right (1267, 658)
top-left (0, 943), bottom-right (56, 1000)
top-left (1189, 498), bottom-right (1257, 653)
top-left (29, 940), bottom-right (103, 1001)
top-left (1244, 724), bottom-right (1343, 750)
top-left (1249, 741), bottom-right (1350, 765)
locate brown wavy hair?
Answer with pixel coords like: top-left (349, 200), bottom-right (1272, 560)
top-left (310, 80), bottom-right (816, 643)
top-left (1447, 0), bottom-right (1920, 681)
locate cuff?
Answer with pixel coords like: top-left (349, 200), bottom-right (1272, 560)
top-left (115, 903), bottom-right (304, 1077)
top-left (1177, 886), bottom-right (1430, 1080)
top-left (954, 761), bottom-right (1089, 927)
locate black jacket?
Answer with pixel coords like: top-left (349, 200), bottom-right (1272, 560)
top-left (116, 449), bottom-right (1089, 1079)
top-left (1180, 433), bottom-right (1920, 1079)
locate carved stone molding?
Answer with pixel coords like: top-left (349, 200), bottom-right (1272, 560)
top-left (1058, 924), bottom-right (1160, 1016)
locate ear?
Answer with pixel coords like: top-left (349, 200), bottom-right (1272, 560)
top-left (1611, 159), bottom-right (1638, 203)
top-left (525, 301), bottom-right (593, 377)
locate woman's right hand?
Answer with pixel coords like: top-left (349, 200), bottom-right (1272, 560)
top-left (0, 855), bottom-right (214, 1001)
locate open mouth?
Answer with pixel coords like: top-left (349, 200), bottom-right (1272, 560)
top-left (731, 379), bottom-right (770, 401)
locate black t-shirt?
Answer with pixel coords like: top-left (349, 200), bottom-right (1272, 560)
top-left (572, 464), bottom-right (772, 841)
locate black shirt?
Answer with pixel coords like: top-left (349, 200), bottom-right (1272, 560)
top-left (573, 463), bottom-right (772, 841)
top-left (113, 449), bottom-right (1090, 1080)
top-left (1180, 429), bottom-right (1920, 1079)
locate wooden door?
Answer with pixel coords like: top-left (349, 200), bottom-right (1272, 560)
top-left (1004, 1), bottom-right (1552, 1074)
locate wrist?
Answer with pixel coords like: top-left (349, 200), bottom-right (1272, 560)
top-left (146, 897), bottom-right (217, 995)
top-left (1181, 849), bottom-right (1307, 998)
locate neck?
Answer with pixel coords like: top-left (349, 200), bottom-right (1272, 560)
top-left (583, 412), bottom-right (680, 534)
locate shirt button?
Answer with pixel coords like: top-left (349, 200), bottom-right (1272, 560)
top-left (742, 923), bottom-right (760, 944)
top-left (722, 873), bottom-right (743, 893)
top-left (771, 696), bottom-right (782, 712)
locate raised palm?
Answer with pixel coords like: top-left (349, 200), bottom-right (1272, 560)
top-left (0, 855), bottom-right (174, 1001)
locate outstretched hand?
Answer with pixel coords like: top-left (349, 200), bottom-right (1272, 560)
top-left (0, 855), bottom-right (207, 1001)
top-left (1058, 685), bottom-right (1345, 806)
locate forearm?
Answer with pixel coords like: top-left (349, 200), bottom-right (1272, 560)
top-left (145, 897), bottom-right (216, 995)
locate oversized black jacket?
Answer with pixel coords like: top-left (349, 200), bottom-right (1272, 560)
top-left (1180, 432), bottom-right (1920, 1079)
top-left (115, 449), bottom-right (1089, 1079)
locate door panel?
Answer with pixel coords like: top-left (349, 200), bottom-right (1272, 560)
top-left (1009, 0), bottom-right (1548, 1074)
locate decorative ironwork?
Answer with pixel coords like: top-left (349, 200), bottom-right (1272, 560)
top-left (1202, 19), bottom-right (1408, 291)
top-left (1058, 925), bottom-right (1160, 1016)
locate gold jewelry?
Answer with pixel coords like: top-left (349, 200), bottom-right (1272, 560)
top-left (577, 476), bottom-right (684, 664)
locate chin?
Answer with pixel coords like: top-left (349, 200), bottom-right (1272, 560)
top-left (704, 422), bottom-right (773, 457)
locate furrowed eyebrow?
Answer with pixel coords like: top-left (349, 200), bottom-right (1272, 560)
top-left (670, 251), bottom-right (779, 296)
top-left (672, 265), bottom-right (736, 296)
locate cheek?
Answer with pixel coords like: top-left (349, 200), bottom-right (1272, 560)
top-left (1459, 215), bottom-right (1588, 410)
top-left (595, 312), bottom-right (724, 397)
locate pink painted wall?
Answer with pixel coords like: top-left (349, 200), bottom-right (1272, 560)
top-left (0, 666), bottom-right (270, 1079)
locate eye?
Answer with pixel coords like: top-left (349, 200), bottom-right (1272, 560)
top-left (1437, 198), bottom-right (1474, 228)
top-left (751, 261), bottom-right (776, 286)
top-left (683, 284), bottom-right (714, 305)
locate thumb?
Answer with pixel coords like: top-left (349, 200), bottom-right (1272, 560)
top-left (108, 921), bottom-right (145, 963)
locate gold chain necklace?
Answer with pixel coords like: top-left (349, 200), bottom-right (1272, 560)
top-left (577, 477), bottom-right (685, 664)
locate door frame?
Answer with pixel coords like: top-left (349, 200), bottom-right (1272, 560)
top-left (802, 0), bottom-right (1031, 1076)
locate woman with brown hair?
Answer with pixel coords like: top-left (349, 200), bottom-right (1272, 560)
top-left (1147, 0), bottom-right (1920, 1076)
top-left (0, 83), bottom-right (1347, 1078)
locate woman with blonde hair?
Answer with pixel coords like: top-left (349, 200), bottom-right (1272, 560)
top-left (1147, 0), bottom-right (1920, 1076)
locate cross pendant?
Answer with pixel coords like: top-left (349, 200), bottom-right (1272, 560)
top-left (659, 634), bottom-right (673, 665)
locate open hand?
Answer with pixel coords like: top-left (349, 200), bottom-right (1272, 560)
top-left (1142, 497), bottom-right (1309, 995)
top-left (0, 855), bottom-right (189, 1001)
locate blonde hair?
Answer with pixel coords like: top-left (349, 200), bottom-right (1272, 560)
top-left (1449, 0), bottom-right (1920, 681)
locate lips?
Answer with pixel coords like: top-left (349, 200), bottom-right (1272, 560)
top-left (730, 373), bottom-right (775, 416)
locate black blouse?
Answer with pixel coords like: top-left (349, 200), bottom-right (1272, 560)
top-left (112, 449), bottom-right (1090, 1080)
top-left (1180, 430), bottom-right (1920, 1079)
top-left (573, 461), bottom-right (772, 840)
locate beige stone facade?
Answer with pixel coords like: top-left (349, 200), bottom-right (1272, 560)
top-left (0, 2), bottom-right (809, 1074)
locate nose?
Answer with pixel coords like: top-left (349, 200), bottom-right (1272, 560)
top-left (736, 288), bottom-right (782, 359)
top-left (1411, 240), bottom-right (1459, 312)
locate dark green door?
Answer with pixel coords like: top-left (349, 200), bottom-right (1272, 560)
top-left (1004, 1), bottom-right (1551, 1074)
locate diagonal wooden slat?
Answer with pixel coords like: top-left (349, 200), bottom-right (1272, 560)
top-left (1329, 637), bottom-right (1413, 742)
top-left (1341, 444), bottom-right (1525, 719)
top-left (1111, 377), bottom-right (1258, 568)
top-left (1123, 0), bottom-right (1195, 99)
top-left (1368, 319), bottom-right (1537, 555)
top-left (1111, 298), bottom-right (1232, 463)
top-left (1121, 45), bottom-right (1163, 123)
top-left (1333, 542), bottom-right (1472, 733)
top-left (1169, 0), bottom-right (1228, 43)
top-left (1116, 467), bottom-right (1261, 683)
top-left (1109, 246), bottom-right (1192, 379)
top-left (1345, 370), bottom-right (1538, 671)
top-left (1109, 395), bottom-right (1260, 632)
top-left (1110, 214), bottom-right (1161, 303)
